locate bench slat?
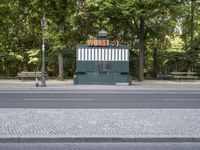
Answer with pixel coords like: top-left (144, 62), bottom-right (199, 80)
top-left (158, 72), bottom-right (198, 80)
top-left (17, 72), bottom-right (44, 79)
top-left (173, 76), bottom-right (198, 79)
top-left (171, 72), bottom-right (196, 75)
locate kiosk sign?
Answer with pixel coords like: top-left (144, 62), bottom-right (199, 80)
top-left (87, 39), bottom-right (109, 47)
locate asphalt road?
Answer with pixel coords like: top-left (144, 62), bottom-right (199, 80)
top-left (0, 90), bottom-right (200, 108)
top-left (1, 143), bottom-right (200, 150)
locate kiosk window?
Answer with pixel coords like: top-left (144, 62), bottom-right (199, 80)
top-left (96, 61), bottom-right (111, 72)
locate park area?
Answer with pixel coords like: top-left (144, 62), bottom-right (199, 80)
top-left (0, 0), bottom-right (200, 82)
top-left (1, 2), bottom-right (200, 149)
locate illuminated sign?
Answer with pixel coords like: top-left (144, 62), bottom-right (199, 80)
top-left (87, 39), bottom-right (119, 47)
top-left (87, 39), bottom-right (109, 47)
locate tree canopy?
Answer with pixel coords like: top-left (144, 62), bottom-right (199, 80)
top-left (0, 0), bottom-right (200, 80)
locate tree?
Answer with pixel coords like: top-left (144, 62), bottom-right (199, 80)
top-left (0, 0), bottom-right (200, 79)
top-left (181, 0), bottom-right (200, 70)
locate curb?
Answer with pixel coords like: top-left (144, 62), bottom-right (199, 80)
top-left (0, 137), bottom-right (200, 143)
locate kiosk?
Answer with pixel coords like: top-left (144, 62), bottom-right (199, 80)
top-left (74, 31), bottom-right (132, 85)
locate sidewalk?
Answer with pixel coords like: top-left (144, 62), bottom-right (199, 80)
top-left (0, 79), bottom-right (200, 143)
top-left (0, 109), bottom-right (200, 143)
top-left (0, 79), bottom-right (200, 90)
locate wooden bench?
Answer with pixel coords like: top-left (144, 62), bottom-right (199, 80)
top-left (17, 72), bottom-right (42, 80)
top-left (170, 72), bottom-right (198, 80)
top-left (157, 74), bottom-right (173, 80)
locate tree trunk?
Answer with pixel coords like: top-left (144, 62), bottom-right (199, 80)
top-left (138, 17), bottom-right (145, 81)
top-left (50, 0), bottom-right (67, 79)
top-left (190, 0), bottom-right (195, 68)
top-left (153, 41), bottom-right (158, 78)
top-left (58, 52), bottom-right (64, 79)
top-left (32, 19), bottom-right (35, 48)
top-left (57, 17), bottom-right (64, 80)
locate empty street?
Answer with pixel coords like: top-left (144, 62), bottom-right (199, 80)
top-left (0, 89), bottom-right (199, 109)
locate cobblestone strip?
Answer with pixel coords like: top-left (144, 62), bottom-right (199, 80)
top-left (0, 109), bottom-right (200, 138)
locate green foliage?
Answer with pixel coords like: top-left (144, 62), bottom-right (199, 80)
top-left (0, 0), bottom-right (200, 78)
top-left (27, 48), bottom-right (39, 65)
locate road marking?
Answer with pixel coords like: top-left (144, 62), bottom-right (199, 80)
top-left (163, 99), bottom-right (200, 101)
top-left (0, 91), bottom-right (200, 94)
top-left (24, 98), bottom-right (94, 101)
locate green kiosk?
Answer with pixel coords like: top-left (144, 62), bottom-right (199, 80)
top-left (74, 31), bottom-right (132, 85)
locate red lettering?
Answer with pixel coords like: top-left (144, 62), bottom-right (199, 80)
top-left (97, 40), bottom-right (100, 46)
top-left (87, 40), bottom-right (94, 46)
top-left (101, 40), bottom-right (105, 46)
top-left (94, 40), bottom-right (97, 46)
top-left (87, 39), bottom-right (110, 47)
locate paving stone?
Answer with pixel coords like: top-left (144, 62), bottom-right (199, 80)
top-left (0, 109), bottom-right (199, 138)
top-left (0, 79), bottom-right (200, 90)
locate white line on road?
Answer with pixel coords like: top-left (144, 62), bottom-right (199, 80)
top-left (24, 98), bottom-right (94, 101)
top-left (163, 99), bottom-right (200, 101)
top-left (1, 92), bottom-right (200, 94)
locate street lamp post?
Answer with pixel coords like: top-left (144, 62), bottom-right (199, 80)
top-left (41, 15), bottom-right (47, 87)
